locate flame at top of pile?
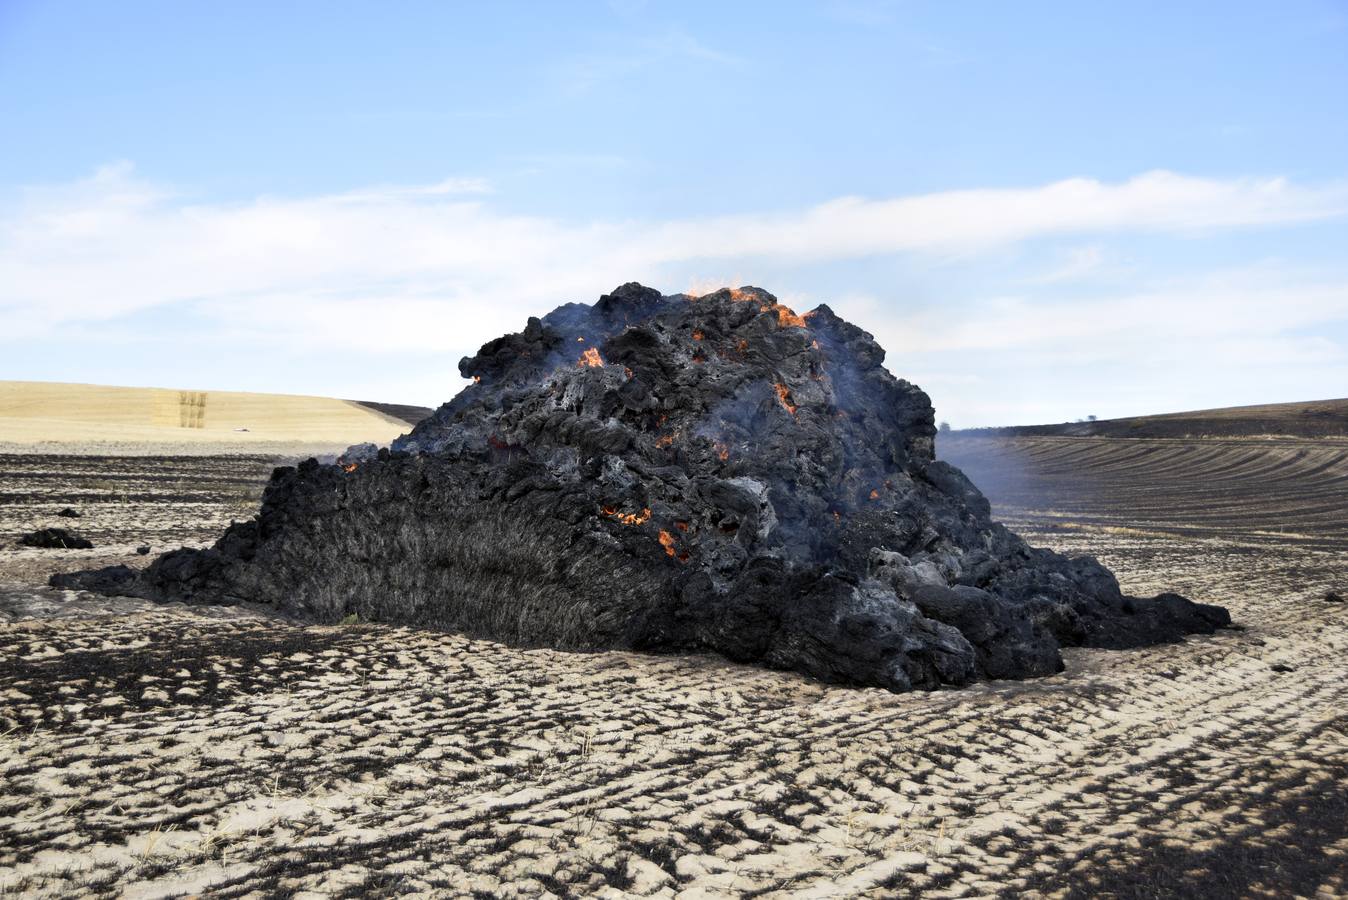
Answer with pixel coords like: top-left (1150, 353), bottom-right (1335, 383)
top-left (395, 281), bottom-right (940, 578)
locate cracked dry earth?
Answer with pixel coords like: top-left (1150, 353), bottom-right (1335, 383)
top-left (1, 442), bottom-right (1346, 899)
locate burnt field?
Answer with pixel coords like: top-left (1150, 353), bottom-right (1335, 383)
top-left (956, 398), bottom-right (1348, 441)
top-left (940, 435), bottom-right (1348, 552)
top-left (2, 443), bottom-right (1346, 898)
top-left (0, 454), bottom-right (279, 589)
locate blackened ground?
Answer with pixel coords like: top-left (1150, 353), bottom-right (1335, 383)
top-left (939, 434), bottom-right (1348, 552)
top-left (954, 397), bottom-right (1348, 440)
top-left (1, 446), bottom-right (1344, 897)
top-left (0, 453), bottom-right (279, 588)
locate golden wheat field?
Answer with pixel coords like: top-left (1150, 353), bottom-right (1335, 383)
top-left (0, 434), bottom-right (1345, 898)
top-left (0, 381), bottom-right (423, 456)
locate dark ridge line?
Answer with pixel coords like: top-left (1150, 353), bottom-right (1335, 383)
top-left (351, 401), bottom-right (436, 427)
top-left (950, 398), bottom-right (1348, 440)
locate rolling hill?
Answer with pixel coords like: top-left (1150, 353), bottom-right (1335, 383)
top-left (956, 398), bottom-right (1348, 440)
top-left (940, 398), bottom-right (1348, 552)
top-left (0, 381), bottom-right (434, 451)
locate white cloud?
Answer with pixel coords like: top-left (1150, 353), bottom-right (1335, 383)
top-left (875, 265), bottom-right (1348, 356)
top-left (873, 265), bottom-right (1348, 361)
top-left (644, 171), bottom-right (1346, 263)
top-left (3, 165), bottom-right (1344, 351)
top-left (1027, 244), bottom-right (1105, 284)
top-left (867, 265), bottom-right (1348, 425)
top-left (553, 29), bottom-right (744, 95)
top-left (2, 165), bottom-right (1347, 423)
top-left (326, 177), bottom-right (493, 204)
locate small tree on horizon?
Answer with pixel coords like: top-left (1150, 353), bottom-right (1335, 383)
top-left (938, 421), bottom-right (951, 433)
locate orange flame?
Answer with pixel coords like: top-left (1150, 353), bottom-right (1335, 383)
top-left (761, 303), bottom-right (807, 328)
top-left (869, 489), bottom-right (880, 500)
top-left (658, 529), bottom-right (687, 561)
top-left (603, 506), bottom-right (651, 526)
top-left (810, 339), bottom-right (820, 350)
top-left (655, 434), bottom-right (675, 448)
top-left (674, 521), bottom-right (689, 532)
top-left (736, 338), bottom-right (749, 353)
top-left (342, 463), bottom-right (358, 473)
top-left (578, 347), bottom-right (604, 368)
top-left (713, 441), bottom-right (730, 461)
top-left (472, 375), bottom-right (482, 384)
top-left (774, 383), bottom-right (798, 416)
top-left (692, 330), bottom-right (704, 341)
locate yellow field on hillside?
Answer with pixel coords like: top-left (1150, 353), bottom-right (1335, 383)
top-left (0, 380), bottom-right (411, 449)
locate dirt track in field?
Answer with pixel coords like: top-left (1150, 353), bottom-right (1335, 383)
top-left (1, 440), bottom-right (1345, 898)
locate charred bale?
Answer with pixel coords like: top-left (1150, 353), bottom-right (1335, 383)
top-left (55, 283), bottom-right (1231, 691)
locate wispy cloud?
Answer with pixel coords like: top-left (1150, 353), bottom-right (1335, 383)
top-left (553, 29), bottom-right (744, 95)
top-left (1027, 244), bottom-right (1106, 283)
top-left (883, 263), bottom-right (1348, 424)
top-left (647, 171), bottom-right (1346, 262)
top-left (3, 165), bottom-right (1345, 356)
top-left (0, 165), bottom-right (1342, 417)
top-left (884, 265), bottom-right (1348, 356)
top-left (326, 177), bottom-right (493, 205)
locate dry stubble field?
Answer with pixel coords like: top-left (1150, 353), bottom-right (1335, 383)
top-left (1, 437), bottom-right (1345, 898)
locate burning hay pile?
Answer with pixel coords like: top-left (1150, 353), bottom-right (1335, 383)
top-left (57, 284), bottom-right (1229, 691)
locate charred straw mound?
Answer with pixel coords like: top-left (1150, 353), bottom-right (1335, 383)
top-left (55, 284), bottom-right (1230, 691)
top-left (22, 528), bottom-right (93, 550)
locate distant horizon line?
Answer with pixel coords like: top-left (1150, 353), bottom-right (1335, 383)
top-left (5, 377), bottom-right (1342, 433)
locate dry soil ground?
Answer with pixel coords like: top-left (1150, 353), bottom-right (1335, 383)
top-left (1, 437), bottom-right (1345, 899)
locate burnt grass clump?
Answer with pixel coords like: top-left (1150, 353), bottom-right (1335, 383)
top-left (56, 283), bottom-right (1229, 691)
top-left (21, 527), bottom-right (93, 549)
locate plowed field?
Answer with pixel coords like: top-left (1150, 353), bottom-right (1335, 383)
top-left (2, 440), bottom-right (1344, 898)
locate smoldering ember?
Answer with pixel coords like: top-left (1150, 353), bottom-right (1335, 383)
top-left (56, 283), bottom-right (1231, 691)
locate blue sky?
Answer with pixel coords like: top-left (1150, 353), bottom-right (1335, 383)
top-left (2, 1), bottom-right (1346, 425)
